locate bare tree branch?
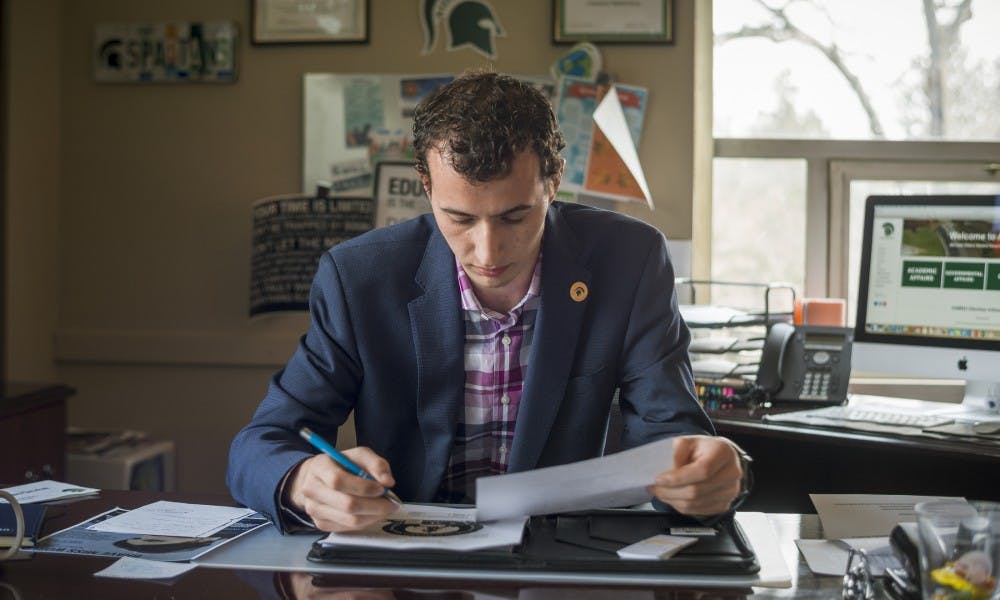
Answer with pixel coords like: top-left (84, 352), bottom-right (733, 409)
top-left (940, 0), bottom-right (974, 47)
top-left (715, 0), bottom-right (885, 137)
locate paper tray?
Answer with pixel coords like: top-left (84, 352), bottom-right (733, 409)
top-left (308, 510), bottom-right (759, 576)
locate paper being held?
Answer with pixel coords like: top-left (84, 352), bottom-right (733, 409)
top-left (476, 437), bottom-right (674, 521)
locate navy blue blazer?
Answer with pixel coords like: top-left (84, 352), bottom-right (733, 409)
top-left (227, 202), bottom-right (713, 529)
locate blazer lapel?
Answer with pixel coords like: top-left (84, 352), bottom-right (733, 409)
top-left (508, 206), bottom-right (590, 472)
top-left (409, 228), bottom-right (465, 500)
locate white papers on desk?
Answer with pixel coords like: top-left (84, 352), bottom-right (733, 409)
top-left (34, 507), bottom-right (269, 562)
top-left (476, 437), bottom-right (673, 522)
top-left (764, 394), bottom-right (1000, 438)
top-left (95, 556), bottom-right (199, 580)
top-left (796, 537), bottom-right (900, 577)
top-left (87, 501), bottom-right (257, 537)
top-left (319, 505), bottom-right (526, 551)
top-left (810, 493), bottom-right (966, 539)
top-left (0, 480), bottom-right (99, 504)
top-left (734, 512), bottom-right (792, 588)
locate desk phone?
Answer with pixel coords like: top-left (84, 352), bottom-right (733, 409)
top-left (757, 323), bottom-right (853, 403)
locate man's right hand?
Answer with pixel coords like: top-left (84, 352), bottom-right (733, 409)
top-left (285, 446), bottom-right (400, 532)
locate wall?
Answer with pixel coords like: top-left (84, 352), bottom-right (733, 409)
top-left (4, 0), bottom-right (60, 382)
top-left (5, 0), bottom-right (702, 493)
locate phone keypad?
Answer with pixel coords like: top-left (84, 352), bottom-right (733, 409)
top-left (801, 371), bottom-right (832, 400)
top-left (796, 347), bottom-right (845, 401)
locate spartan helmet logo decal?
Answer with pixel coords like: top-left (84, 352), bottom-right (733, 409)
top-left (421, 0), bottom-right (505, 60)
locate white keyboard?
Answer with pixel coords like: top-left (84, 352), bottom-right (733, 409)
top-left (807, 406), bottom-right (954, 429)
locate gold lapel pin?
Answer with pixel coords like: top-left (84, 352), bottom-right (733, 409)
top-left (570, 281), bottom-right (589, 302)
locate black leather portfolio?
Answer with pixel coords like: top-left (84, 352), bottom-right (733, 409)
top-left (308, 510), bottom-right (759, 576)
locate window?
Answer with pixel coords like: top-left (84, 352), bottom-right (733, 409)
top-left (712, 158), bottom-right (806, 309)
top-left (714, 0), bottom-right (1000, 141)
top-left (711, 0), bottom-right (1000, 309)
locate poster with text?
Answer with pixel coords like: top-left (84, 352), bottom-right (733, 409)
top-left (373, 161), bottom-right (430, 228)
top-left (251, 193), bottom-right (374, 315)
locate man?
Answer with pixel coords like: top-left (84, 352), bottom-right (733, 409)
top-left (227, 70), bottom-right (749, 534)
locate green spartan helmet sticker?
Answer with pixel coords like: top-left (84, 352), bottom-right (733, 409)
top-left (421, 0), bottom-right (505, 60)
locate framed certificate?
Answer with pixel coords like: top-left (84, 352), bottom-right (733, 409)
top-left (252, 0), bottom-right (368, 44)
top-left (553, 0), bottom-right (673, 44)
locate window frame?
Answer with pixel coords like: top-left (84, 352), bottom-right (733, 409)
top-left (712, 138), bottom-right (1000, 299)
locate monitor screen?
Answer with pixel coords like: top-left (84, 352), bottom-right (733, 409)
top-left (853, 195), bottom-right (1000, 412)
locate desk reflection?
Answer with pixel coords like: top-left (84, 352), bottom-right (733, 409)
top-left (278, 571), bottom-right (750, 600)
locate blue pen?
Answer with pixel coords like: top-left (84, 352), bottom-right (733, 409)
top-left (299, 427), bottom-right (403, 505)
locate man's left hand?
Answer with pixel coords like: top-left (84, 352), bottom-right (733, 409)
top-left (647, 435), bottom-right (744, 517)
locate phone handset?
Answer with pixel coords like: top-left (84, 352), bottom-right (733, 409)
top-left (756, 322), bottom-right (795, 394)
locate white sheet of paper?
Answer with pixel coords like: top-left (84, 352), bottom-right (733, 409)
top-left (734, 512), bottom-right (792, 588)
top-left (476, 437), bottom-right (674, 522)
top-left (679, 305), bottom-right (755, 327)
top-left (592, 86), bottom-right (653, 209)
top-left (795, 537), bottom-right (900, 577)
top-left (0, 480), bottom-right (99, 504)
top-left (87, 501), bottom-right (257, 537)
top-left (320, 504), bottom-right (526, 551)
top-left (95, 556), bottom-right (199, 580)
top-left (810, 493), bottom-right (966, 539)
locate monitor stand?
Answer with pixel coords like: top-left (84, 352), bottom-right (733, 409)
top-left (932, 380), bottom-right (1000, 422)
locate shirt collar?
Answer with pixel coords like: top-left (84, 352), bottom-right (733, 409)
top-left (456, 252), bottom-right (543, 322)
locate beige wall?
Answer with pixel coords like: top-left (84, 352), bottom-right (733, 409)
top-left (6, 0), bottom-right (704, 493)
top-left (5, 0), bottom-right (61, 382)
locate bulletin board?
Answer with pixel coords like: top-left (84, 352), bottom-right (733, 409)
top-left (302, 72), bottom-right (556, 196)
top-left (302, 72), bottom-right (649, 208)
top-left (302, 73), bottom-right (453, 194)
top-left (253, 72), bottom-right (653, 316)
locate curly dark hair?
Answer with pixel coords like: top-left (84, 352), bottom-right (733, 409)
top-left (412, 70), bottom-right (565, 189)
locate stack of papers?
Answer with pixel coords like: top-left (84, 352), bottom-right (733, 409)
top-left (33, 502), bottom-right (268, 563)
top-left (1, 480), bottom-right (99, 504)
top-left (680, 305), bottom-right (759, 327)
top-left (86, 501), bottom-right (256, 537)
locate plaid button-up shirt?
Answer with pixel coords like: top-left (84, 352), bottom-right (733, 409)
top-left (435, 255), bottom-right (542, 503)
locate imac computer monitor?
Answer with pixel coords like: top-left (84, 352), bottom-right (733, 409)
top-left (853, 195), bottom-right (1000, 414)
